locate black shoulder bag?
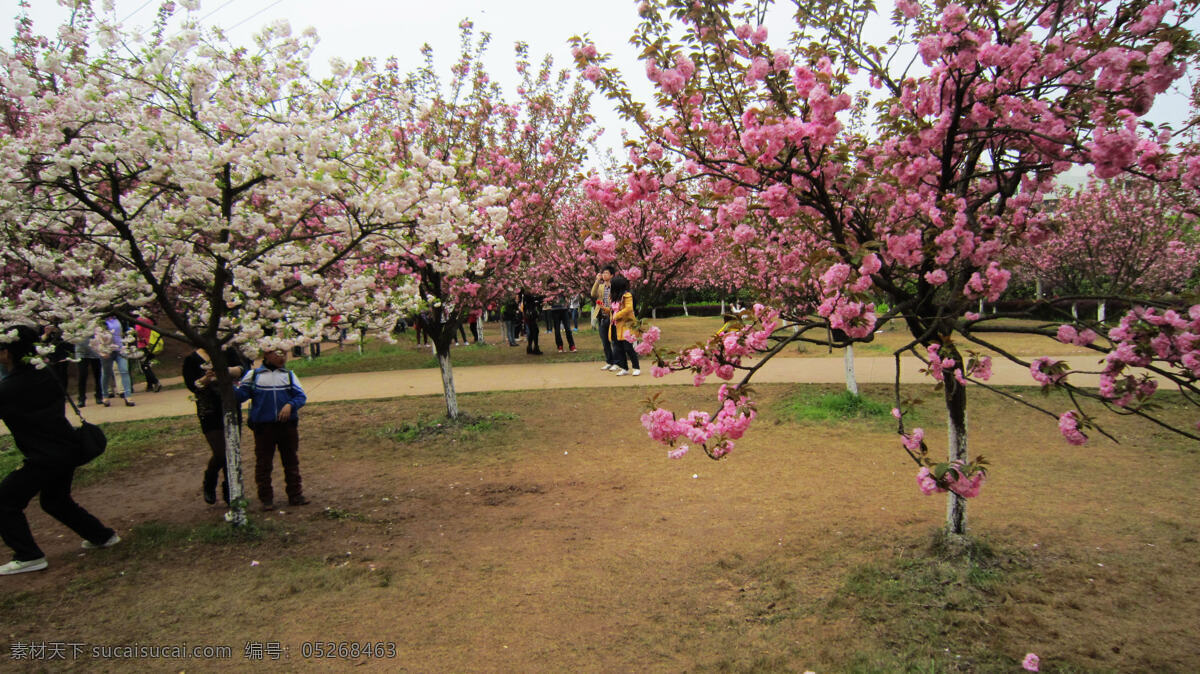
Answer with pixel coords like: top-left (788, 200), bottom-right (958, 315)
top-left (51, 372), bottom-right (107, 465)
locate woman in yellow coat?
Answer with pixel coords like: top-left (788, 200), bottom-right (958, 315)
top-left (607, 274), bottom-right (640, 376)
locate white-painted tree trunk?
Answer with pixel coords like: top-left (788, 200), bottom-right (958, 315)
top-left (1098, 300), bottom-right (1107, 323)
top-left (1071, 303), bottom-right (1079, 320)
top-left (222, 410), bottom-right (246, 526)
top-left (978, 299), bottom-right (985, 315)
top-left (652, 307), bottom-right (657, 319)
top-left (682, 299), bottom-right (688, 316)
top-left (943, 377), bottom-right (968, 536)
top-left (437, 348), bottom-right (459, 419)
top-left (720, 299), bottom-right (726, 315)
top-left (844, 344), bottom-right (858, 396)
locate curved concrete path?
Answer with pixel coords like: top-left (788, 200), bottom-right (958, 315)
top-left (37, 353), bottom-right (1111, 427)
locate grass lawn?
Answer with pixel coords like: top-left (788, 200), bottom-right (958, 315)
top-left (283, 316), bottom-right (1094, 379)
top-left (1, 383), bottom-right (1196, 671)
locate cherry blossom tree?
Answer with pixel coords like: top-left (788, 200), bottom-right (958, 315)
top-left (1008, 177), bottom-right (1200, 318)
top-left (346, 22), bottom-right (596, 419)
top-left (573, 0), bottom-right (1200, 535)
top-left (544, 181), bottom-right (716, 315)
top-left (0, 3), bottom-right (503, 523)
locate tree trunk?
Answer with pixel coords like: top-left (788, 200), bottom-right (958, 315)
top-left (1071, 302), bottom-right (1078, 320)
top-left (652, 307), bottom-right (657, 319)
top-left (436, 340), bottom-right (459, 419)
top-left (211, 358), bottom-right (247, 527)
top-left (844, 344), bottom-right (858, 396)
top-left (1035, 278), bottom-right (1043, 300)
top-left (943, 374), bottom-right (968, 536)
top-left (358, 327), bottom-right (366, 355)
top-left (978, 299), bottom-right (985, 315)
top-left (1098, 300), bottom-right (1107, 323)
top-left (682, 298), bottom-right (688, 317)
top-left (720, 299), bottom-right (726, 315)
top-left (222, 409), bottom-right (247, 526)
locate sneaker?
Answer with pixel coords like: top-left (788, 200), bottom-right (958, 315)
top-left (124, 399), bottom-right (135, 407)
top-left (288, 496), bottom-right (310, 506)
top-left (557, 347), bottom-right (564, 353)
top-left (0, 558), bottom-right (47, 575)
top-left (600, 364), bottom-right (613, 371)
top-left (82, 533), bottom-right (120, 549)
top-left (570, 346), bottom-right (577, 352)
top-left (261, 501), bottom-right (276, 512)
top-left (631, 369), bottom-right (641, 376)
top-left (153, 383), bottom-right (163, 393)
top-left (615, 369), bottom-right (629, 377)
top-left (203, 480), bottom-right (217, 505)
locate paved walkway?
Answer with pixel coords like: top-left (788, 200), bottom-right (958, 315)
top-left (40, 353), bottom-right (1111, 427)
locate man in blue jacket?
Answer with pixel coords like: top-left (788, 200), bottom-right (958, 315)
top-left (236, 347), bottom-right (309, 511)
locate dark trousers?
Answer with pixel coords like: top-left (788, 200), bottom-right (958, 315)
top-left (139, 356), bottom-right (159, 388)
top-left (613, 337), bottom-right (640, 371)
top-left (77, 358), bottom-right (102, 403)
top-left (551, 309), bottom-right (575, 350)
top-left (252, 423), bottom-right (302, 504)
top-left (597, 316), bottom-right (615, 365)
top-left (0, 462), bottom-right (114, 561)
top-left (48, 360), bottom-right (68, 386)
top-left (202, 426), bottom-right (229, 503)
top-left (524, 316), bottom-right (541, 353)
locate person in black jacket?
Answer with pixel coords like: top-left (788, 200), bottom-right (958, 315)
top-left (0, 325), bottom-right (118, 576)
top-left (520, 289), bottom-right (544, 355)
top-left (183, 346), bottom-right (251, 506)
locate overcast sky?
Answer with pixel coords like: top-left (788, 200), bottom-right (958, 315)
top-left (9, 0), bottom-right (651, 161)
top-left (6, 0), bottom-right (1195, 175)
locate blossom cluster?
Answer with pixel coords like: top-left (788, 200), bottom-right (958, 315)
top-left (640, 383), bottom-right (758, 460)
top-left (1100, 306), bottom-right (1197, 406)
top-left (916, 462), bottom-right (986, 498)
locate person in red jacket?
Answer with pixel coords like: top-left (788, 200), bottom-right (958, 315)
top-left (132, 316), bottom-right (162, 393)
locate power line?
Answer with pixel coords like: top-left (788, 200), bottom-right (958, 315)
top-left (224, 0), bottom-right (287, 33)
top-left (198, 0), bottom-right (240, 25)
top-left (120, 0), bottom-right (156, 23)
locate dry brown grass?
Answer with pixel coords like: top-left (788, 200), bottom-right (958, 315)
top-left (0, 383), bottom-right (1196, 672)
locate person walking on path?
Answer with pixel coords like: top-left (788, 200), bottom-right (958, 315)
top-left (569, 294), bottom-right (581, 331)
top-left (235, 347), bottom-right (309, 511)
top-left (546, 281), bottom-right (576, 353)
top-left (591, 266), bottom-right (616, 370)
top-left (73, 333), bottom-right (104, 408)
top-left (98, 316), bottom-right (135, 406)
top-left (132, 316), bottom-right (163, 393)
top-left (184, 346), bottom-right (251, 505)
top-left (501, 299), bottom-right (521, 346)
top-left (0, 325), bottom-right (119, 576)
top-left (466, 308), bottom-right (484, 345)
top-left (520, 289), bottom-right (544, 355)
top-left (608, 274), bottom-right (641, 376)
